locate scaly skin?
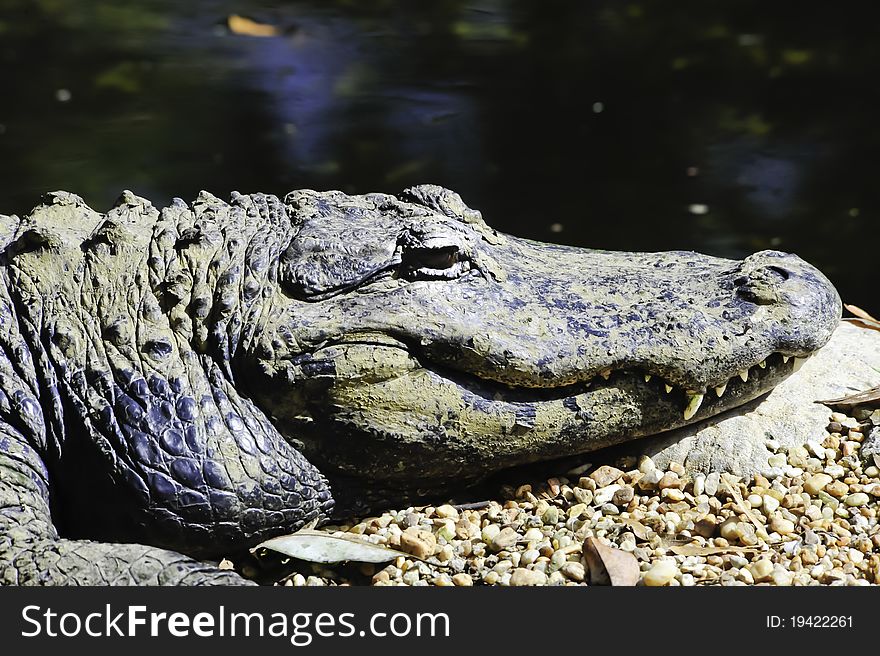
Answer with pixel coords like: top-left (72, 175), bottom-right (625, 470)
top-left (0, 186), bottom-right (840, 585)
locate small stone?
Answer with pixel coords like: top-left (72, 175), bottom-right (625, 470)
top-left (719, 518), bottom-right (739, 541)
top-left (845, 493), bottom-right (869, 507)
top-left (434, 504), bottom-right (459, 519)
top-left (747, 494), bottom-right (763, 508)
top-left (452, 573), bottom-right (473, 586)
top-left (704, 472), bottom-right (720, 496)
top-left (804, 473), bottom-right (833, 495)
top-left (762, 495), bottom-right (780, 513)
top-left (542, 506), bottom-right (560, 525)
top-left (642, 560), bottom-right (679, 586)
top-left (481, 524), bottom-right (500, 544)
top-left (590, 465), bottom-right (624, 487)
top-left (825, 464), bottom-right (846, 478)
top-left (749, 559), bottom-right (774, 581)
top-left (594, 484), bottom-right (621, 505)
top-left (560, 561), bottom-right (586, 582)
top-left (770, 517), bottom-right (796, 535)
top-left (399, 529), bottom-right (436, 559)
top-left (694, 515), bottom-right (717, 538)
top-left (521, 549), bottom-right (540, 566)
top-left (661, 488), bottom-right (685, 502)
top-left (638, 455), bottom-right (657, 473)
top-left (692, 473), bottom-right (706, 497)
top-left (638, 468), bottom-right (663, 490)
top-left (658, 472), bottom-right (680, 489)
top-left (771, 568), bottom-right (793, 586)
top-left (826, 480), bottom-right (849, 498)
top-left (491, 526), bottom-right (520, 551)
top-left (613, 486), bottom-right (635, 506)
top-left (509, 568), bottom-right (548, 586)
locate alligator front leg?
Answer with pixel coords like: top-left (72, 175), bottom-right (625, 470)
top-left (1, 424), bottom-right (249, 585)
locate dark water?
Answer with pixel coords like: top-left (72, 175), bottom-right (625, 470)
top-left (1, 0), bottom-right (877, 313)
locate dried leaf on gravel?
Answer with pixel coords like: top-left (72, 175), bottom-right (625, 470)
top-left (582, 537), bottom-right (640, 586)
top-left (666, 544), bottom-right (759, 557)
top-left (843, 304), bottom-right (880, 332)
top-left (620, 517), bottom-right (652, 541)
top-left (254, 529), bottom-right (409, 564)
top-left (721, 473), bottom-right (769, 541)
top-left (819, 386), bottom-right (880, 410)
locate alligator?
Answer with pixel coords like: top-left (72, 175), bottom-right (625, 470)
top-left (0, 185), bottom-right (840, 585)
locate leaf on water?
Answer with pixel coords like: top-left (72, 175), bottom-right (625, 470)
top-left (582, 537), bottom-right (640, 586)
top-left (228, 14), bottom-right (280, 38)
top-left (254, 529), bottom-right (410, 564)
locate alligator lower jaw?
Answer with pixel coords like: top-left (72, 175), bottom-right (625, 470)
top-left (274, 344), bottom-right (803, 487)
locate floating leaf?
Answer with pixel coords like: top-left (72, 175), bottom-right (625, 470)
top-left (582, 537), bottom-right (640, 586)
top-left (254, 529), bottom-right (409, 564)
top-left (228, 14), bottom-right (279, 38)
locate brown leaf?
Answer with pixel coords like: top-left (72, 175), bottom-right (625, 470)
top-left (721, 473), bottom-right (769, 542)
top-left (819, 385), bottom-right (880, 410)
top-left (667, 544), bottom-right (758, 557)
top-left (619, 517), bottom-right (652, 541)
top-left (228, 14), bottom-right (280, 38)
top-left (582, 537), bottom-right (640, 586)
top-left (845, 303), bottom-right (880, 323)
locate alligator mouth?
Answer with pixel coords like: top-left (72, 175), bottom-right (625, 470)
top-left (307, 335), bottom-right (809, 423)
top-left (426, 350), bottom-right (806, 421)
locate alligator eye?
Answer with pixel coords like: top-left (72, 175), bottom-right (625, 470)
top-left (401, 245), bottom-right (470, 280)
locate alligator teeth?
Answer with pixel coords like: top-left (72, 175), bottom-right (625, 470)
top-left (792, 357), bottom-right (807, 373)
top-left (739, 369), bottom-right (749, 383)
top-left (683, 393), bottom-right (704, 421)
top-left (758, 360), bottom-right (767, 369)
top-left (714, 382), bottom-right (727, 397)
top-left (782, 355), bottom-right (791, 364)
top-left (599, 369), bottom-right (611, 380)
top-left (664, 384), bottom-right (673, 394)
top-left (644, 374), bottom-right (652, 382)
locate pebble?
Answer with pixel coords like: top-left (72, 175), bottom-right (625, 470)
top-left (590, 466), bottom-right (624, 487)
top-left (643, 560), bottom-right (679, 586)
top-left (762, 495), bottom-right (780, 513)
top-left (509, 568), bottom-right (548, 586)
top-left (704, 472), bottom-right (720, 496)
top-left (263, 407), bottom-right (879, 589)
top-left (594, 484), bottom-right (621, 505)
top-left (803, 473), bottom-right (833, 495)
top-left (749, 559), bottom-right (774, 581)
top-left (560, 561), bottom-right (585, 582)
top-left (491, 526), bottom-right (520, 551)
top-left (399, 529), bottom-right (436, 559)
top-left (452, 573), bottom-right (473, 586)
top-left (770, 517), bottom-right (796, 535)
top-left (845, 493), bottom-right (869, 507)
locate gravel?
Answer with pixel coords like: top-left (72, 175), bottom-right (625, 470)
top-left (270, 405), bottom-right (880, 587)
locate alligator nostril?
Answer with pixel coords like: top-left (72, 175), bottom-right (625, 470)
top-left (764, 265), bottom-right (790, 282)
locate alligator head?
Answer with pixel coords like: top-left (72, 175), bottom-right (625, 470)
top-left (234, 185), bottom-right (841, 503)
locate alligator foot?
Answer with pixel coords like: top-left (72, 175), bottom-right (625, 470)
top-left (4, 539), bottom-right (252, 586)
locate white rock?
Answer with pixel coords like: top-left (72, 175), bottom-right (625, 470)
top-left (642, 560), bottom-right (679, 586)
